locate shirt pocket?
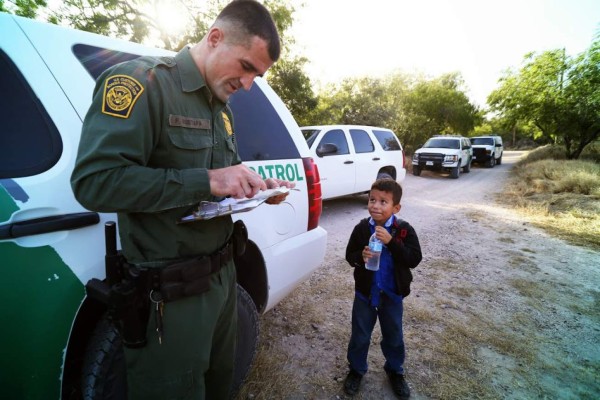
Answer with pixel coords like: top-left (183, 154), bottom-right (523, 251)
top-left (166, 128), bottom-right (213, 168)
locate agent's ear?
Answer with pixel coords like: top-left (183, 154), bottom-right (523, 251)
top-left (394, 203), bottom-right (401, 214)
top-left (206, 27), bottom-right (224, 48)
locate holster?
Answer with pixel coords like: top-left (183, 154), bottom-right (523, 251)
top-left (85, 258), bottom-right (150, 349)
top-left (232, 220), bottom-right (248, 256)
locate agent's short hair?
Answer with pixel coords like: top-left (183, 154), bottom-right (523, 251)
top-left (371, 178), bottom-right (403, 205)
top-left (216, 0), bottom-right (281, 62)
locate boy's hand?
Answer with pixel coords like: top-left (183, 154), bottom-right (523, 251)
top-left (374, 226), bottom-right (392, 244)
top-left (362, 245), bottom-right (373, 263)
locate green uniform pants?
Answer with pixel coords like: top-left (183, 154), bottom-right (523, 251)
top-left (125, 260), bottom-right (237, 400)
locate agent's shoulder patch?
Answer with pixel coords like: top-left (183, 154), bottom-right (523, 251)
top-left (102, 75), bottom-right (144, 118)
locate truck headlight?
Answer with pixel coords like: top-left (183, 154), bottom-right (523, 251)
top-left (412, 154), bottom-right (419, 162)
top-left (444, 155), bottom-right (457, 162)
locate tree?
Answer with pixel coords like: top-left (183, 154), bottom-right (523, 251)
top-left (488, 32), bottom-right (600, 159)
top-left (268, 57), bottom-right (317, 126)
top-left (47, 0), bottom-right (317, 120)
top-left (49, 0), bottom-right (222, 50)
top-left (1, 0), bottom-right (47, 18)
top-left (399, 72), bottom-right (481, 149)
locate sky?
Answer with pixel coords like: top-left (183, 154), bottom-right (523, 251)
top-left (288, 0), bottom-right (600, 107)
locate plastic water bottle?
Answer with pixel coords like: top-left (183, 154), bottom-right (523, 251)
top-left (365, 233), bottom-right (382, 271)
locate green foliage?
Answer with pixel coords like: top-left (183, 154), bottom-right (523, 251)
top-left (520, 142), bottom-right (600, 164)
top-left (306, 71), bottom-right (480, 151)
top-left (1, 0), bottom-right (47, 18)
top-left (266, 57), bottom-right (317, 127)
top-left (488, 32), bottom-right (600, 159)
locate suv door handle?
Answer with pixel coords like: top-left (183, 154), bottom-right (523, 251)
top-left (0, 211), bottom-right (100, 239)
top-left (372, 157), bottom-right (381, 161)
top-left (344, 161), bottom-right (354, 164)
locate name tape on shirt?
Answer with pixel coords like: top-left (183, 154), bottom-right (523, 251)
top-left (102, 75), bottom-right (144, 118)
top-left (169, 115), bottom-right (211, 129)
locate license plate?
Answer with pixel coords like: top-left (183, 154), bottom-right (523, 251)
top-left (426, 161), bottom-right (433, 166)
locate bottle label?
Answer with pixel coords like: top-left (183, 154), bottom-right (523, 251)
top-left (369, 241), bottom-right (382, 252)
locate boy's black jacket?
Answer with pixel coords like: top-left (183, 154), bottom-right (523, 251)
top-left (346, 217), bottom-right (422, 297)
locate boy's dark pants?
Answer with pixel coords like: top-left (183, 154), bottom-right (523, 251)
top-left (347, 292), bottom-right (406, 375)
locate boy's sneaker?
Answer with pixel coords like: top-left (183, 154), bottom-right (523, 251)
top-left (386, 371), bottom-right (410, 399)
top-left (343, 369), bottom-right (363, 396)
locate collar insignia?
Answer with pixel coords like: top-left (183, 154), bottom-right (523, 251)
top-left (222, 112), bottom-right (233, 136)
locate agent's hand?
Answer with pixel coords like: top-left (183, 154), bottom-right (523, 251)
top-left (208, 165), bottom-right (267, 199)
top-left (264, 178), bottom-right (295, 205)
top-left (374, 226), bottom-right (392, 245)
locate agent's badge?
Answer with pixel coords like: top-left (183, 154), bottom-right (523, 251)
top-left (102, 75), bottom-right (144, 118)
top-left (222, 112), bottom-right (233, 136)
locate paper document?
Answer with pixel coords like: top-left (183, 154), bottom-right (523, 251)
top-left (178, 187), bottom-right (294, 223)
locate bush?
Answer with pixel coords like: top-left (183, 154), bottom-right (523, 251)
top-left (519, 142), bottom-right (600, 165)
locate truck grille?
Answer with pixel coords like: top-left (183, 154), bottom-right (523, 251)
top-left (473, 148), bottom-right (487, 158)
top-left (418, 153), bottom-right (444, 162)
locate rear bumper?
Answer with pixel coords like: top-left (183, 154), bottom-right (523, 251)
top-left (262, 226), bottom-right (327, 312)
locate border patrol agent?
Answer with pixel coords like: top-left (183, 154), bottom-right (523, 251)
top-left (71, 1), bottom-right (291, 398)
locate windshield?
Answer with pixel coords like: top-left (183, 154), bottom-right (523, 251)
top-left (471, 137), bottom-right (494, 146)
top-left (302, 129), bottom-right (321, 148)
top-left (423, 138), bottom-right (460, 149)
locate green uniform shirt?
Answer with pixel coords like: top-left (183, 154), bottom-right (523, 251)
top-left (71, 47), bottom-right (240, 265)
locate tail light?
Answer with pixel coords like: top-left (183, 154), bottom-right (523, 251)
top-left (302, 157), bottom-right (322, 231)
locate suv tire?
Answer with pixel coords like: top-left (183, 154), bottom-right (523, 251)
top-left (497, 155), bottom-right (502, 165)
top-left (412, 167), bottom-right (421, 177)
top-left (463, 158), bottom-right (471, 173)
top-left (81, 315), bottom-right (127, 400)
top-left (450, 164), bottom-right (460, 179)
top-left (486, 155), bottom-right (496, 168)
top-left (231, 285), bottom-right (259, 396)
top-left (81, 285), bottom-right (257, 399)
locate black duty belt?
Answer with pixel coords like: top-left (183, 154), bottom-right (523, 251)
top-left (153, 240), bottom-right (234, 303)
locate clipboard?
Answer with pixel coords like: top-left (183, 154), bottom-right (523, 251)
top-left (178, 187), bottom-right (294, 223)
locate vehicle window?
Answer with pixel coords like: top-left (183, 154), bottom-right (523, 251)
top-left (350, 129), bottom-right (374, 153)
top-left (229, 84), bottom-right (300, 161)
top-left (73, 44), bottom-right (142, 80)
top-left (471, 137), bottom-right (494, 146)
top-left (424, 138), bottom-right (459, 149)
top-left (372, 129), bottom-right (401, 151)
top-left (302, 129), bottom-right (321, 148)
top-left (319, 129), bottom-right (349, 155)
top-left (0, 50), bottom-right (62, 179)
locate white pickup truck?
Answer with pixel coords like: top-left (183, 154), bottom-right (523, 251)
top-left (0, 13), bottom-right (327, 399)
top-left (412, 135), bottom-right (473, 179)
top-left (301, 125), bottom-right (407, 199)
top-left (471, 135), bottom-right (504, 167)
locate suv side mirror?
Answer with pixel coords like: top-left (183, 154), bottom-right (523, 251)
top-left (316, 143), bottom-right (338, 157)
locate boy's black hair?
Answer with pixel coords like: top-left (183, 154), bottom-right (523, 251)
top-left (370, 178), bottom-right (403, 205)
top-left (217, 0), bottom-right (281, 62)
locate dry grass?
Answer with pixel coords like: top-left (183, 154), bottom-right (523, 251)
top-left (498, 145), bottom-right (600, 250)
top-left (234, 145), bottom-right (600, 400)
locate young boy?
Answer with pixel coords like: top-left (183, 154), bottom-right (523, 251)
top-left (343, 178), bottom-right (422, 399)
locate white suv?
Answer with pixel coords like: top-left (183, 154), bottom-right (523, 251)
top-left (471, 135), bottom-right (504, 167)
top-left (301, 125), bottom-right (406, 199)
top-left (0, 13), bottom-right (327, 399)
top-left (412, 135), bottom-right (473, 179)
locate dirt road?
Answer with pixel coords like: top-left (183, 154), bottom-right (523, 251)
top-left (238, 151), bottom-right (600, 399)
